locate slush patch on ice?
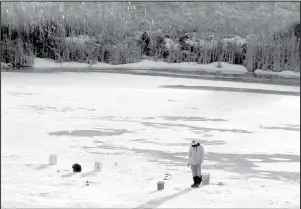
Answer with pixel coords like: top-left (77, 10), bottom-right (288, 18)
top-left (160, 85), bottom-right (300, 96)
top-left (48, 129), bottom-right (130, 137)
top-left (162, 116), bottom-right (227, 122)
top-left (259, 124), bottom-right (300, 132)
top-left (141, 121), bottom-right (252, 134)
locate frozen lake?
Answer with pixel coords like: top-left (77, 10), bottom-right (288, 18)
top-left (1, 71), bottom-right (300, 208)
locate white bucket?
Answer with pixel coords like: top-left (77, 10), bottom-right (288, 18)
top-left (202, 173), bottom-right (210, 185)
top-left (94, 162), bottom-right (102, 172)
top-left (49, 154), bottom-right (57, 165)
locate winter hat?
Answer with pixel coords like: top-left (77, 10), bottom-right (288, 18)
top-left (191, 140), bottom-right (197, 146)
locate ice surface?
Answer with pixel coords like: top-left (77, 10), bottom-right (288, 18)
top-left (1, 72), bottom-right (300, 208)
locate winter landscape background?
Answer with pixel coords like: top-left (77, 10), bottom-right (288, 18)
top-left (1, 1), bottom-right (300, 208)
top-left (1, 2), bottom-right (300, 73)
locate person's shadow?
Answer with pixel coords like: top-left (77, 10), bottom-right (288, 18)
top-left (35, 164), bottom-right (52, 170)
top-left (24, 163), bottom-right (53, 170)
top-left (61, 172), bottom-right (77, 178)
top-left (136, 187), bottom-right (192, 208)
top-left (80, 170), bottom-right (99, 177)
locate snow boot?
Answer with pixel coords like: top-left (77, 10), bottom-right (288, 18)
top-left (197, 176), bottom-right (202, 185)
top-left (191, 176), bottom-right (199, 187)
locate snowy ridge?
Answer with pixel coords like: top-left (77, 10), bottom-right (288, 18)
top-left (255, 69), bottom-right (300, 78)
top-left (32, 58), bottom-right (301, 78)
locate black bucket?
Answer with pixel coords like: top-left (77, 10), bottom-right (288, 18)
top-left (72, 163), bottom-right (82, 172)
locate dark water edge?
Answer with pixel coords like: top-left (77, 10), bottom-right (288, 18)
top-left (1, 67), bottom-right (300, 87)
top-left (160, 85), bottom-right (300, 96)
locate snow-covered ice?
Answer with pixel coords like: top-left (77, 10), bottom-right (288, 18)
top-left (1, 71), bottom-right (300, 208)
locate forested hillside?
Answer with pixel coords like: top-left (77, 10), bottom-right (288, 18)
top-left (1, 2), bottom-right (300, 72)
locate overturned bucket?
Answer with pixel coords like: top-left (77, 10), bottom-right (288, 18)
top-left (157, 181), bottom-right (164, 190)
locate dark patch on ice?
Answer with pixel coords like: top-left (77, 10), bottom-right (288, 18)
top-left (141, 121), bottom-right (252, 134)
top-left (259, 124), bottom-right (300, 132)
top-left (135, 138), bottom-right (226, 146)
top-left (185, 138), bottom-right (226, 145)
top-left (48, 129), bottom-right (130, 137)
top-left (93, 140), bottom-right (105, 144)
top-left (203, 134), bottom-right (214, 137)
top-left (162, 116), bottom-right (227, 122)
top-left (160, 85), bottom-right (300, 96)
top-left (82, 141), bottom-right (299, 182)
top-left (201, 152), bottom-right (300, 182)
top-left (137, 187), bottom-right (192, 208)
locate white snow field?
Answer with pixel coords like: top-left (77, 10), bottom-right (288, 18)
top-left (1, 72), bottom-right (300, 208)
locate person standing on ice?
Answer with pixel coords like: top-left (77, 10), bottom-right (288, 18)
top-left (188, 140), bottom-right (205, 187)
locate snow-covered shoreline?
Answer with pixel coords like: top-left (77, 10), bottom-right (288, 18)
top-left (255, 69), bottom-right (300, 78)
top-left (1, 62), bottom-right (12, 69)
top-left (32, 58), bottom-right (248, 75)
top-left (2, 58), bottom-right (300, 79)
top-left (34, 58), bottom-right (301, 78)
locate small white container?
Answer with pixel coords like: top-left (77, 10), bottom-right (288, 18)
top-left (202, 173), bottom-right (210, 185)
top-left (94, 162), bottom-right (102, 172)
top-left (49, 154), bottom-right (57, 165)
